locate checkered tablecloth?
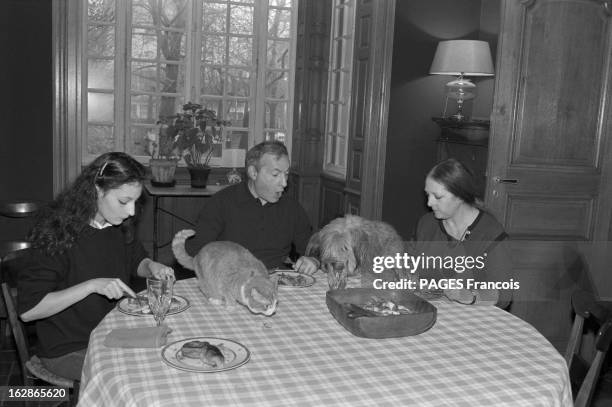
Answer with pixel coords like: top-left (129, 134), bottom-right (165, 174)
top-left (78, 277), bottom-right (573, 407)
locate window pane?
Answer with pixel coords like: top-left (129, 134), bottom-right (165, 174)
top-left (229, 37), bottom-right (252, 66)
top-left (88, 25), bottom-right (115, 57)
top-left (265, 71), bottom-right (288, 99)
top-left (229, 5), bottom-right (253, 35)
top-left (227, 68), bottom-right (251, 97)
top-left (128, 125), bottom-right (154, 156)
top-left (265, 102), bottom-right (286, 129)
top-left (224, 129), bottom-right (248, 149)
top-left (132, 29), bottom-right (157, 59)
top-left (265, 131), bottom-right (286, 143)
top-left (88, 0), bottom-right (115, 22)
top-left (226, 100), bottom-right (250, 127)
top-left (132, 0), bottom-right (154, 25)
top-left (131, 94), bottom-right (161, 123)
top-left (201, 66), bottom-right (224, 95)
top-left (160, 31), bottom-right (187, 60)
top-left (269, 0), bottom-right (291, 7)
top-left (160, 0), bottom-right (188, 26)
top-left (160, 62), bottom-right (185, 93)
top-left (268, 8), bottom-right (291, 38)
top-left (202, 2), bottom-right (227, 33)
top-left (89, 59), bottom-right (114, 89)
top-left (87, 125), bottom-right (114, 154)
top-left (131, 61), bottom-right (158, 92)
top-left (159, 95), bottom-right (183, 117)
top-left (202, 35), bottom-right (226, 65)
top-left (266, 40), bottom-right (289, 69)
top-left (88, 92), bottom-right (114, 122)
top-left (199, 99), bottom-right (224, 118)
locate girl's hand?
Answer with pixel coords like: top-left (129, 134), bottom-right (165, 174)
top-left (149, 261), bottom-right (175, 280)
top-left (90, 278), bottom-right (136, 300)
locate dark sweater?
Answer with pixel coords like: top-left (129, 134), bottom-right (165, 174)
top-left (18, 225), bottom-right (147, 358)
top-left (186, 182), bottom-right (312, 269)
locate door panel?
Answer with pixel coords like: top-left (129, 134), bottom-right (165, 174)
top-left (487, 0), bottom-right (612, 350)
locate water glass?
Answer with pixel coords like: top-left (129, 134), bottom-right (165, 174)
top-left (326, 261), bottom-right (348, 290)
top-left (146, 277), bottom-right (174, 326)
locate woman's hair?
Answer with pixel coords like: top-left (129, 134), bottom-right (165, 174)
top-left (427, 158), bottom-right (478, 205)
top-left (245, 140), bottom-right (288, 170)
top-left (30, 152), bottom-right (147, 255)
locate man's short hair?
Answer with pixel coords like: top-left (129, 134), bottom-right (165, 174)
top-left (245, 140), bottom-right (289, 170)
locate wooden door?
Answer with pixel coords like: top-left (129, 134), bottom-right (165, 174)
top-left (487, 0), bottom-right (612, 350)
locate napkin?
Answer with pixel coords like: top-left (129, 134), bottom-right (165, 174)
top-left (103, 325), bottom-right (172, 348)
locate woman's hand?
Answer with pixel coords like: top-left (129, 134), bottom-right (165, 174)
top-left (89, 278), bottom-right (137, 299)
top-left (148, 260), bottom-right (175, 280)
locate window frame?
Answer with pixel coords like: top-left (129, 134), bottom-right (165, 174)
top-left (81, 0), bottom-right (298, 166)
top-left (322, 0), bottom-right (356, 179)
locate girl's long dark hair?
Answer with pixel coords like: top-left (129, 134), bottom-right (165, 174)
top-left (29, 152), bottom-right (147, 255)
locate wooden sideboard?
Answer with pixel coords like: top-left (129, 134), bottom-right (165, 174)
top-left (432, 117), bottom-right (490, 198)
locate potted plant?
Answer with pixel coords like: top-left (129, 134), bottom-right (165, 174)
top-left (146, 121), bottom-right (180, 187)
top-left (171, 102), bottom-right (230, 188)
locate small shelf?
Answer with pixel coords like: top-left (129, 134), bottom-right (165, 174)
top-left (432, 117), bottom-right (490, 145)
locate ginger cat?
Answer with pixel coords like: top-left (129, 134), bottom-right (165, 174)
top-left (172, 230), bottom-right (278, 316)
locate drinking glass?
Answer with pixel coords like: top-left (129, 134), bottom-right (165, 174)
top-left (326, 261), bottom-right (348, 290)
top-left (146, 276), bottom-right (174, 326)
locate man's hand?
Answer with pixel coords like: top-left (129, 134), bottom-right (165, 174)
top-left (294, 256), bottom-right (319, 275)
top-left (148, 261), bottom-right (175, 280)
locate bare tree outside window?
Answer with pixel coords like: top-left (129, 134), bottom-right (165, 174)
top-left (84, 0), bottom-right (297, 165)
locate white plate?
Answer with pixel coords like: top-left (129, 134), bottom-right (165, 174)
top-left (117, 294), bottom-right (190, 316)
top-left (272, 270), bottom-right (316, 288)
top-left (161, 337), bottom-right (250, 373)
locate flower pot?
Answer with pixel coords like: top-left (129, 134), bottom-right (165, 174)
top-left (187, 166), bottom-right (212, 188)
top-left (149, 158), bottom-right (178, 187)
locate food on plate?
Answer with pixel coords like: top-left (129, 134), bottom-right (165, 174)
top-left (125, 295), bottom-right (181, 314)
top-left (177, 340), bottom-right (225, 368)
top-left (126, 295), bottom-right (150, 313)
top-left (276, 272), bottom-right (308, 286)
top-left (360, 296), bottom-right (414, 316)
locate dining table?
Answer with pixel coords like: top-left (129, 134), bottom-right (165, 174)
top-left (78, 276), bottom-right (573, 407)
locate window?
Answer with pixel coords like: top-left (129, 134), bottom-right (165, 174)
top-left (323, 0), bottom-right (355, 178)
top-left (84, 0), bottom-right (297, 166)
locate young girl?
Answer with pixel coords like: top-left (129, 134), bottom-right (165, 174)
top-left (18, 152), bottom-right (174, 380)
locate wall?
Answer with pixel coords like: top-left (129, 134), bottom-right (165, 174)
top-left (0, 0), bottom-right (54, 240)
top-left (382, 0), bottom-right (499, 240)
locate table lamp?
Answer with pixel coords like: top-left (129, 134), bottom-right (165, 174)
top-left (429, 40), bottom-right (494, 121)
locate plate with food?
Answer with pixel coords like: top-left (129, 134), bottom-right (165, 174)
top-left (117, 294), bottom-right (190, 316)
top-left (161, 337), bottom-right (250, 373)
top-left (271, 270), bottom-right (315, 288)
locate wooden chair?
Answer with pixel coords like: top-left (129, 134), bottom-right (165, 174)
top-left (2, 281), bottom-right (79, 406)
top-left (565, 289), bottom-right (612, 407)
top-left (0, 242), bottom-right (32, 349)
top-left (0, 200), bottom-right (41, 348)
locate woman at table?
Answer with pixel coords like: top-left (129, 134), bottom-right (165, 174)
top-left (18, 152), bottom-right (174, 380)
top-left (411, 158), bottom-right (513, 308)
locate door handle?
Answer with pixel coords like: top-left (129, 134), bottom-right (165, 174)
top-left (493, 177), bottom-right (518, 184)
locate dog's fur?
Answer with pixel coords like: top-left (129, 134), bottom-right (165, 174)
top-left (306, 215), bottom-right (406, 285)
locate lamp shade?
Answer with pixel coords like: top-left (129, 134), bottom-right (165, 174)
top-left (429, 40), bottom-right (494, 76)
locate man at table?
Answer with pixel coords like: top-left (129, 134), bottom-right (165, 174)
top-left (185, 140), bottom-right (319, 274)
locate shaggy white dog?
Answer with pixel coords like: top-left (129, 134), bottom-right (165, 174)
top-left (306, 215), bottom-right (406, 285)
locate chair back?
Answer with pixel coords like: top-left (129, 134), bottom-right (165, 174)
top-left (566, 289), bottom-right (612, 407)
top-left (0, 201), bottom-right (41, 218)
top-left (1, 282), bottom-right (33, 385)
